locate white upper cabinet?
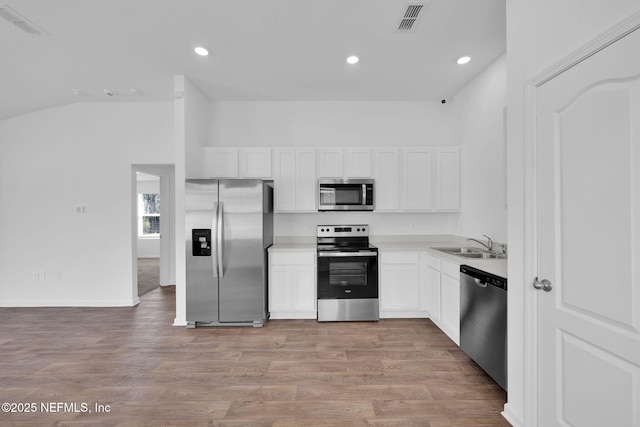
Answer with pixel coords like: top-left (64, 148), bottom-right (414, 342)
top-left (373, 148), bottom-right (400, 211)
top-left (435, 148), bottom-right (460, 210)
top-left (399, 147), bottom-right (460, 212)
top-left (272, 148), bottom-right (316, 212)
top-left (402, 147), bottom-right (434, 211)
top-left (199, 147), bottom-right (271, 179)
top-left (344, 148), bottom-right (372, 178)
top-left (272, 149), bottom-right (296, 211)
top-left (317, 148), bottom-right (372, 178)
top-left (296, 149), bottom-right (317, 211)
top-left (197, 145), bottom-right (458, 213)
top-left (239, 148), bottom-right (272, 178)
top-left (200, 147), bottom-right (239, 178)
top-left (317, 148), bottom-right (344, 178)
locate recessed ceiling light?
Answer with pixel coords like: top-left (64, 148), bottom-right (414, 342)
top-left (346, 55), bottom-right (359, 65)
top-left (194, 46), bottom-right (209, 56)
top-left (457, 56), bottom-right (471, 65)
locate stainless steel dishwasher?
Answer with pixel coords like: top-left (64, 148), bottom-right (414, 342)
top-left (460, 265), bottom-right (507, 390)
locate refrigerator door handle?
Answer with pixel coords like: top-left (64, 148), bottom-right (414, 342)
top-left (212, 202), bottom-right (219, 278)
top-left (217, 201), bottom-right (224, 278)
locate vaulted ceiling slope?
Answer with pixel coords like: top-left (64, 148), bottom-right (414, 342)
top-left (0, 0), bottom-right (505, 121)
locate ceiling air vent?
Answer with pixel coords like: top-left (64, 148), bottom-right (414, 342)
top-left (0, 4), bottom-right (48, 35)
top-left (396, 2), bottom-right (428, 33)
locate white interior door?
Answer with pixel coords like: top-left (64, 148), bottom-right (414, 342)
top-left (535, 28), bottom-right (640, 426)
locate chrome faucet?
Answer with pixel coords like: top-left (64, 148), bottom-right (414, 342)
top-left (468, 234), bottom-right (493, 251)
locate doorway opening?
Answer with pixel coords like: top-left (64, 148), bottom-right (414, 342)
top-left (131, 164), bottom-right (176, 304)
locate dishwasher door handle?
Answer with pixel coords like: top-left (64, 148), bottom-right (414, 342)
top-left (474, 278), bottom-right (488, 288)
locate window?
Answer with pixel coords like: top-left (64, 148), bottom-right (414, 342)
top-left (138, 193), bottom-right (160, 237)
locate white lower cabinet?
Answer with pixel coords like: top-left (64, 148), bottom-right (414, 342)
top-left (379, 250), bottom-right (427, 318)
top-left (425, 253), bottom-right (460, 345)
top-left (438, 259), bottom-right (461, 345)
top-left (425, 254), bottom-right (441, 323)
top-left (269, 251), bottom-right (316, 319)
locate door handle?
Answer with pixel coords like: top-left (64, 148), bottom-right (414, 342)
top-left (217, 202), bottom-right (224, 278)
top-left (318, 251), bottom-right (378, 257)
top-left (212, 202), bottom-right (219, 278)
top-left (533, 277), bottom-right (553, 292)
top-left (474, 278), bottom-right (488, 288)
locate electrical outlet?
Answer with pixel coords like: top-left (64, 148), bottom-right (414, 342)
top-left (32, 271), bottom-right (39, 280)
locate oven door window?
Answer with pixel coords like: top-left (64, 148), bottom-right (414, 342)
top-left (329, 261), bottom-right (367, 286)
top-left (318, 255), bottom-right (378, 299)
top-left (319, 185), bottom-right (363, 206)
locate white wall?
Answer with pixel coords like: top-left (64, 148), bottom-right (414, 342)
top-left (453, 54), bottom-right (507, 244)
top-left (0, 102), bottom-right (174, 307)
top-left (505, 2), bottom-right (640, 426)
top-left (207, 100), bottom-right (461, 237)
top-left (210, 101), bottom-right (454, 147)
top-left (174, 75), bottom-right (212, 325)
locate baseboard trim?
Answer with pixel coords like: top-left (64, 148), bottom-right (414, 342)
top-left (501, 403), bottom-right (524, 427)
top-left (1, 299), bottom-right (137, 307)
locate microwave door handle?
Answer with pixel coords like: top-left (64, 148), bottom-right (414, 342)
top-left (362, 184), bottom-right (366, 205)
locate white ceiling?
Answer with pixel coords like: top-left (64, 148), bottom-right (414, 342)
top-left (0, 0), bottom-right (506, 121)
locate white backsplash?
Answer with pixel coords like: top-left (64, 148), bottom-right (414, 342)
top-left (274, 211), bottom-right (462, 238)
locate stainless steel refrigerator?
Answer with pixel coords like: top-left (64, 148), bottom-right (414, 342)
top-left (186, 179), bottom-right (273, 327)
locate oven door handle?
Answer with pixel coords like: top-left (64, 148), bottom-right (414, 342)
top-left (318, 251), bottom-right (378, 257)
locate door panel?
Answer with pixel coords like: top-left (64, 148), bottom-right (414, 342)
top-left (559, 331), bottom-right (636, 427)
top-left (185, 180), bottom-right (219, 323)
top-left (536, 27), bottom-right (640, 426)
top-left (218, 179), bottom-right (264, 323)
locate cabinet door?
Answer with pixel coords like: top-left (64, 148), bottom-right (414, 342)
top-left (272, 149), bottom-right (297, 211)
top-left (379, 251), bottom-right (425, 317)
top-left (200, 148), bottom-right (239, 178)
top-left (426, 265), bottom-right (441, 322)
top-left (435, 148), bottom-right (460, 210)
top-left (440, 270), bottom-right (460, 345)
top-left (373, 148), bottom-right (400, 211)
top-left (239, 148), bottom-right (272, 178)
top-left (402, 148), bottom-right (434, 210)
top-left (269, 265), bottom-right (294, 312)
top-left (296, 149), bottom-right (317, 211)
top-left (317, 148), bottom-right (343, 178)
top-left (345, 148), bottom-right (372, 178)
top-left (293, 265), bottom-right (316, 312)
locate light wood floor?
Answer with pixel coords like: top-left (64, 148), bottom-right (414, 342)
top-left (0, 286), bottom-right (510, 426)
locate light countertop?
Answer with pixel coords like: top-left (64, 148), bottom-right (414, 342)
top-left (269, 235), bottom-right (507, 279)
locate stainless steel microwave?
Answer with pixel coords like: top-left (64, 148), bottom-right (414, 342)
top-left (318, 179), bottom-right (374, 211)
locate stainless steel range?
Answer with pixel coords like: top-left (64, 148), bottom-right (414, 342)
top-left (316, 225), bottom-right (379, 322)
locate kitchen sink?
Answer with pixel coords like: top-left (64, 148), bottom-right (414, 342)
top-left (432, 247), bottom-right (506, 259)
top-left (457, 252), bottom-right (505, 259)
top-left (432, 247), bottom-right (484, 254)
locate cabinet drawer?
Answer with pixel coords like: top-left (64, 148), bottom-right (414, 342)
top-left (382, 251), bottom-right (420, 264)
top-left (270, 252), bottom-right (315, 265)
top-left (441, 260), bottom-right (460, 278)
